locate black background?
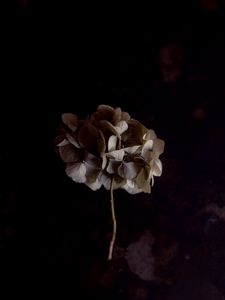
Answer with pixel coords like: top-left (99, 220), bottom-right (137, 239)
top-left (1, 1), bottom-right (225, 299)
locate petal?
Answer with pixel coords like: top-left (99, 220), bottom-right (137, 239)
top-left (108, 135), bottom-right (117, 152)
top-left (106, 159), bottom-right (120, 174)
top-left (97, 129), bottom-right (106, 154)
top-left (85, 177), bottom-right (102, 191)
top-left (106, 149), bottom-right (125, 161)
top-left (112, 107), bottom-right (122, 124)
top-left (85, 152), bottom-right (101, 168)
top-left (115, 120), bottom-right (128, 135)
top-left (97, 104), bottom-right (114, 113)
top-left (150, 159), bottom-right (162, 176)
top-left (118, 162), bottom-right (138, 179)
top-left (66, 162), bottom-right (86, 183)
top-left (143, 130), bottom-right (156, 141)
top-left (78, 122), bottom-right (98, 151)
top-left (59, 144), bottom-right (81, 162)
top-left (152, 139), bottom-right (165, 158)
top-left (66, 133), bottom-right (80, 148)
top-left (57, 138), bottom-right (69, 147)
top-left (121, 111), bottom-right (131, 122)
top-left (123, 146), bottom-right (141, 154)
top-left (136, 168), bottom-right (149, 188)
top-left (122, 180), bottom-right (143, 194)
top-left (99, 120), bottom-right (118, 135)
top-left (62, 113), bottom-right (78, 132)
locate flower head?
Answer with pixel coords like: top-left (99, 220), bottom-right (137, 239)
top-left (55, 104), bottom-right (165, 194)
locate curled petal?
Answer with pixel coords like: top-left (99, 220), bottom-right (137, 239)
top-left (150, 159), bottom-right (162, 177)
top-left (66, 133), bottom-right (80, 148)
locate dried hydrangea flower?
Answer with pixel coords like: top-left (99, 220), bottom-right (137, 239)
top-left (55, 104), bottom-right (165, 259)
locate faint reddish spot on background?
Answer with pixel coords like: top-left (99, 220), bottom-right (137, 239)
top-left (20, 0), bottom-right (29, 7)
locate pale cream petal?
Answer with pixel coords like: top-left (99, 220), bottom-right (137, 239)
top-left (115, 120), bottom-right (128, 135)
top-left (66, 162), bottom-right (86, 183)
top-left (143, 130), bottom-right (156, 141)
top-left (150, 159), bottom-right (162, 176)
top-left (122, 180), bottom-right (143, 194)
top-left (108, 135), bottom-right (117, 152)
top-left (106, 149), bottom-right (125, 161)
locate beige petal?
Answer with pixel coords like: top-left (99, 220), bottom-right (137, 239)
top-left (62, 113), bottom-right (78, 132)
top-left (59, 144), bottom-right (80, 162)
top-left (143, 130), bottom-right (156, 141)
top-left (142, 140), bottom-right (154, 161)
top-left (115, 120), bottom-right (128, 135)
top-left (136, 168), bottom-right (149, 188)
top-left (108, 135), bottom-right (117, 152)
top-left (152, 139), bottom-right (165, 158)
top-left (106, 149), bottom-right (125, 161)
top-left (66, 162), bottom-right (86, 183)
top-left (101, 154), bottom-right (107, 170)
top-left (150, 159), bottom-right (162, 177)
top-left (122, 180), bottom-right (143, 194)
top-left (118, 162), bottom-right (138, 179)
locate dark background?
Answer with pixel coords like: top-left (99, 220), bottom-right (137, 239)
top-left (1, 1), bottom-right (225, 299)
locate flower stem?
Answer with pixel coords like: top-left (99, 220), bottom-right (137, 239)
top-left (108, 177), bottom-right (117, 260)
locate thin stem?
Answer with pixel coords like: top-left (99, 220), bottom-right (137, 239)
top-left (108, 177), bottom-right (117, 260)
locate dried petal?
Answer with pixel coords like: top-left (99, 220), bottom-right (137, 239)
top-left (66, 162), bottom-right (86, 183)
top-left (62, 113), bottom-right (78, 132)
top-left (118, 162), bottom-right (138, 179)
top-left (59, 144), bottom-right (81, 162)
top-left (108, 135), bottom-right (117, 152)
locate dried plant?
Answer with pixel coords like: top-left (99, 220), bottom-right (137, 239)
top-left (55, 105), bottom-right (165, 259)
